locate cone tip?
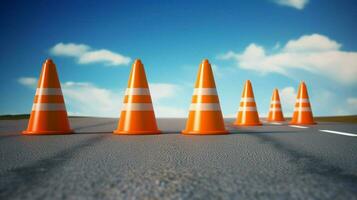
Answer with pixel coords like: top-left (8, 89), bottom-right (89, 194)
top-left (134, 59), bottom-right (142, 64)
top-left (299, 81), bottom-right (308, 89)
top-left (45, 58), bottom-right (54, 64)
top-left (202, 59), bottom-right (210, 64)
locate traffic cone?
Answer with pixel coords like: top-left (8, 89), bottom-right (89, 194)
top-left (267, 89), bottom-right (285, 122)
top-left (23, 59), bottom-right (72, 135)
top-left (234, 80), bottom-right (262, 126)
top-left (113, 59), bottom-right (160, 135)
top-left (182, 59), bottom-right (228, 135)
top-left (290, 82), bottom-right (316, 125)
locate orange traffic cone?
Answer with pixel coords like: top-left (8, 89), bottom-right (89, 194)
top-left (234, 80), bottom-right (262, 126)
top-left (182, 59), bottom-right (228, 135)
top-left (23, 59), bottom-right (72, 135)
top-left (267, 89), bottom-right (285, 122)
top-left (290, 82), bottom-right (316, 125)
top-left (113, 59), bottom-right (160, 135)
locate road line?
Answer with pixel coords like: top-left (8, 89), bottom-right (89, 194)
top-left (270, 122), bottom-right (283, 125)
top-left (289, 125), bottom-right (309, 129)
top-left (319, 129), bottom-right (357, 137)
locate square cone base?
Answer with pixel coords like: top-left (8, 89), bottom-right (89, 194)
top-left (22, 130), bottom-right (73, 135)
top-left (113, 130), bottom-right (161, 135)
top-left (181, 130), bottom-right (229, 135)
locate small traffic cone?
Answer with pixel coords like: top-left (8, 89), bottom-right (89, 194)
top-left (23, 59), bottom-right (72, 135)
top-left (182, 59), bottom-right (228, 135)
top-left (234, 80), bottom-right (262, 126)
top-left (290, 82), bottom-right (316, 125)
top-left (267, 89), bottom-right (285, 122)
top-left (113, 59), bottom-right (160, 135)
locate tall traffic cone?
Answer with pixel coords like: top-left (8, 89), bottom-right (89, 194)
top-left (267, 89), bottom-right (285, 122)
top-left (290, 82), bottom-right (316, 125)
top-left (23, 59), bottom-right (72, 135)
top-left (234, 80), bottom-right (262, 126)
top-left (113, 59), bottom-right (160, 135)
top-left (182, 59), bottom-right (228, 135)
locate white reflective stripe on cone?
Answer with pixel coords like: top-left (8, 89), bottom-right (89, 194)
top-left (270, 100), bottom-right (281, 104)
top-left (240, 97), bottom-right (255, 102)
top-left (296, 98), bottom-right (310, 103)
top-left (125, 88), bottom-right (150, 95)
top-left (121, 103), bottom-right (153, 111)
top-left (239, 106), bottom-right (257, 112)
top-left (189, 103), bottom-right (221, 111)
top-left (269, 107), bottom-right (282, 111)
top-left (294, 107), bottom-right (311, 111)
top-left (32, 103), bottom-right (66, 111)
top-left (193, 88), bottom-right (217, 95)
top-left (36, 88), bottom-right (62, 96)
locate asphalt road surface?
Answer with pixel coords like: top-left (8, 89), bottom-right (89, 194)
top-left (0, 118), bottom-right (356, 199)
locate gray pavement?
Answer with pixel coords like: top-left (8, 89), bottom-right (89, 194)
top-left (0, 118), bottom-right (356, 199)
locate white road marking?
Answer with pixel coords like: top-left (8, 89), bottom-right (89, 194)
top-left (289, 125), bottom-right (309, 129)
top-left (270, 122), bottom-right (283, 125)
top-left (319, 130), bottom-right (357, 137)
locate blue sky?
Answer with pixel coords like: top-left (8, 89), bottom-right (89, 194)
top-left (1, 0), bottom-right (357, 117)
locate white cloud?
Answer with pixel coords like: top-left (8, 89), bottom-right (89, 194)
top-left (211, 64), bottom-right (224, 78)
top-left (273, 0), bottom-right (309, 10)
top-left (78, 49), bottom-right (131, 66)
top-left (18, 77), bottom-right (184, 117)
top-left (61, 82), bottom-right (122, 117)
top-left (50, 42), bottom-right (131, 66)
top-left (18, 78), bottom-right (122, 117)
top-left (149, 83), bottom-right (181, 101)
top-left (224, 113), bottom-right (237, 118)
top-left (273, 42), bottom-right (281, 50)
top-left (50, 43), bottom-right (90, 57)
top-left (218, 34), bottom-right (357, 84)
top-left (340, 97), bottom-right (357, 115)
top-left (318, 95), bottom-right (357, 116)
top-left (284, 34), bottom-right (341, 52)
top-left (17, 77), bottom-right (37, 88)
top-left (149, 83), bottom-right (186, 117)
top-left (279, 86), bottom-right (297, 116)
top-left (347, 97), bottom-right (357, 107)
